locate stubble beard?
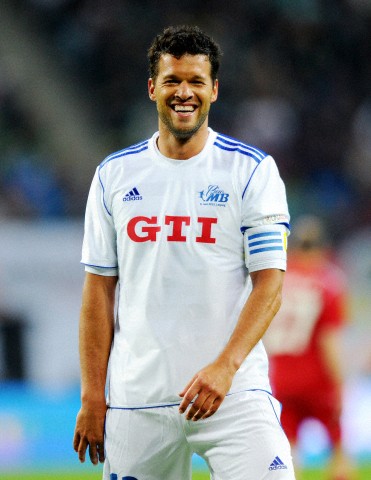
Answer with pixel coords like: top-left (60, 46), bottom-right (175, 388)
top-left (158, 108), bottom-right (209, 141)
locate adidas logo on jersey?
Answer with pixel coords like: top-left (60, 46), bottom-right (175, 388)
top-left (269, 456), bottom-right (288, 470)
top-left (123, 187), bottom-right (142, 201)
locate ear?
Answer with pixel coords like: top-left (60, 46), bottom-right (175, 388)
top-left (211, 79), bottom-right (219, 103)
top-left (148, 78), bottom-right (156, 101)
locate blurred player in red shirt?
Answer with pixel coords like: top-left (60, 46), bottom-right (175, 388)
top-left (264, 215), bottom-right (355, 480)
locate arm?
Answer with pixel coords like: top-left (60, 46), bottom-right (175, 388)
top-left (319, 327), bottom-right (344, 386)
top-left (319, 326), bottom-right (344, 415)
top-left (73, 272), bottom-right (118, 464)
top-left (179, 268), bottom-right (284, 421)
top-left (319, 276), bottom-right (348, 416)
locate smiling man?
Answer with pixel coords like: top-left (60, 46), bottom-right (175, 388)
top-left (73, 25), bottom-right (296, 480)
top-left (149, 52), bottom-right (218, 147)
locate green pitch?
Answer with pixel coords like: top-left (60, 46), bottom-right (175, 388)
top-left (2, 466), bottom-right (371, 479)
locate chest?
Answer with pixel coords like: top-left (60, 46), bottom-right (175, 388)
top-left (108, 165), bottom-right (243, 246)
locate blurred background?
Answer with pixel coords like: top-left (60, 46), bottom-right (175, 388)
top-left (0, 0), bottom-right (370, 476)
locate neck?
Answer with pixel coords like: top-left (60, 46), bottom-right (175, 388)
top-left (157, 124), bottom-right (210, 160)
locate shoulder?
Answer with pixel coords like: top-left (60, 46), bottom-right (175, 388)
top-left (99, 138), bottom-right (150, 172)
top-left (212, 132), bottom-right (269, 164)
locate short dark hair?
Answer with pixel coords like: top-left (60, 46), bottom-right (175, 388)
top-left (291, 215), bottom-right (329, 251)
top-left (148, 25), bottom-right (222, 83)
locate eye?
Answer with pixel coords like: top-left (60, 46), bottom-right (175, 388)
top-left (163, 79), bottom-right (179, 85)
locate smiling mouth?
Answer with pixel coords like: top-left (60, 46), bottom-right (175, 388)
top-left (172, 105), bottom-right (196, 113)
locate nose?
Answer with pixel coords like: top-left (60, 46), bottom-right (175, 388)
top-left (175, 81), bottom-right (193, 100)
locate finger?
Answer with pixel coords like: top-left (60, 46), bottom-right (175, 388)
top-left (98, 442), bottom-right (105, 463)
top-left (186, 393), bottom-right (211, 420)
top-left (178, 375), bottom-right (197, 398)
top-left (89, 442), bottom-right (99, 465)
top-left (190, 394), bottom-right (215, 421)
top-left (77, 437), bottom-right (88, 463)
top-left (179, 385), bottom-right (200, 414)
top-left (201, 397), bottom-right (223, 419)
top-left (73, 431), bottom-right (80, 452)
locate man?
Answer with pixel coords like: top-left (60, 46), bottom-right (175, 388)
top-left (73, 25), bottom-right (295, 479)
top-left (264, 215), bottom-right (354, 480)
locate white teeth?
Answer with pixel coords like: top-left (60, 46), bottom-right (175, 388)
top-left (174, 105), bottom-right (195, 112)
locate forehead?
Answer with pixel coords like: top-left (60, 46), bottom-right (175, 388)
top-left (157, 53), bottom-right (212, 79)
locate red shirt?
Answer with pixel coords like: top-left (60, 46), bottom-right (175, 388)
top-left (265, 253), bottom-right (347, 395)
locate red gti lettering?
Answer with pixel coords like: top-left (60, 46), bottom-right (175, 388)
top-left (165, 215), bottom-right (191, 242)
top-left (127, 215), bottom-right (218, 243)
top-left (127, 216), bottom-right (161, 242)
top-left (196, 217), bottom-right (218, 244)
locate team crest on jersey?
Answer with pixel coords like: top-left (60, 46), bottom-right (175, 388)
top-left (199, 185), bottom-right (229, 207)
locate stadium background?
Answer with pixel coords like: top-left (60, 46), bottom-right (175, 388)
top-left (0, 0), bottom-right (370, 477)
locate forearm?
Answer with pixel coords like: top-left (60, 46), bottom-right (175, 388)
top-left (320, 328), bottom-right (344, 387)
top-left (178, 268), bottom-right (284, 420)
top-left (217, 269), bottom-right (284, 374)
top-left (79, 273), bottom-right (117, 406)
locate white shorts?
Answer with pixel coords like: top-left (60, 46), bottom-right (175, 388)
top-left (103, 390), bottom-right (296, 480)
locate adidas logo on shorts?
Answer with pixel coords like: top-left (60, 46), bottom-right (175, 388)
top-left (269, 456), bottom-right (288, 470)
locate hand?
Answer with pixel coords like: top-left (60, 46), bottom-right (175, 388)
top-left (178, 361), bottom-right (235, 421)
top-left (73, 402), bottom-right (107, 465)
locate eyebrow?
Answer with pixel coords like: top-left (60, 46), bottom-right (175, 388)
top-left (162, 74), bottom-right (208, 81)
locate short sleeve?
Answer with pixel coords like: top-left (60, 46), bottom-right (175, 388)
top-left (81, 166), bottom-right (118, 274)
top-left (241, 155), bottom-right (290, 272)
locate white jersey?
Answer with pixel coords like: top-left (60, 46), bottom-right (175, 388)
top-left (81, 128), bottom-right (290, 408)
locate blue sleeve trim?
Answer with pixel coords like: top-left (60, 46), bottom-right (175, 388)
top-left (98, 168), bottom-right (112, 217)
top-left (240, 222), bottom-right (290, 234)
top-left (249, 239), bottom-right (282, 248)
top-left (81, 262), bottom-right (118, 269)
top-left (248, 231), bottom-right (281, 240)
top-left (242, 161), bottom-right (261, 199)
top-left (250, 246), bottom-right (283, 255)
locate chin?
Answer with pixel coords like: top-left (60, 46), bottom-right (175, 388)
top-left (170, 122), bottom-right (205, 139)
top-left (173, 129), bottom-right (198, 140)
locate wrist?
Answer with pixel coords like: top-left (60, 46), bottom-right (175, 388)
top-left (216, 352), bottom-right (242, 377)
top-left (81, 390), bottom-right (107, 408)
